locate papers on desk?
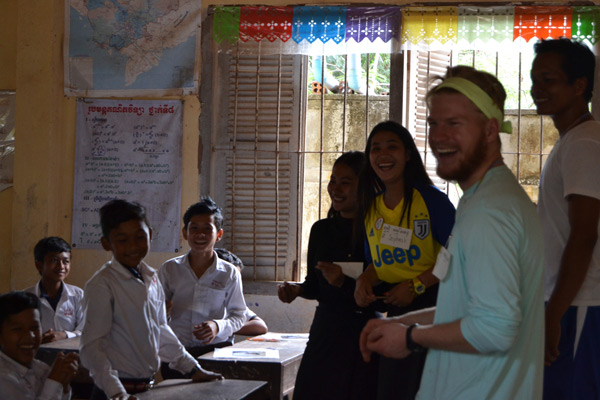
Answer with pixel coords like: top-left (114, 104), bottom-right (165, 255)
top-left (249, 332), bottom-right (309, 342)
top-left (213, 347), bottom-right (280, 359)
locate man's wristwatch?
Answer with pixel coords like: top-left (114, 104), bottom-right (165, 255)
top-left (412, 277), bottom-right (426, 296)
top-left (406, 324), bottom-right (426, 353)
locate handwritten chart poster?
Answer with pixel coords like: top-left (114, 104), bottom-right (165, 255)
top-left (72, 99), bottom-right (182, 252)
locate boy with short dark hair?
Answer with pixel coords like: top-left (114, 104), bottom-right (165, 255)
top-left (80, 199), bottom-right (220, 399)
top-left (25, 237), bottom-right (84, 343)
top-left (0, 291), bottom-right (79, 399)
top-left (158, 197), bottom-right (247, 377)
top-left (214, 248), bottom-right (268, 336)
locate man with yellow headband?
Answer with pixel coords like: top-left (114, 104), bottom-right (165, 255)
top-left (360, 66), bottom-right (545, 399)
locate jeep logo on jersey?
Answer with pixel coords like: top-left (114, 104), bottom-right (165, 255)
top-left (373, 244), bottom-right (421, 267)
top-left (414, 219), bottom-right (430, 240)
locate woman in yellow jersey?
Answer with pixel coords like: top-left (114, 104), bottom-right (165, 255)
top-left (354, 120), bottom-right (455, 400)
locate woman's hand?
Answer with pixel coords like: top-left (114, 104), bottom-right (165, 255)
top-left (277, 281), bottom-right (303, 303)
top-left (316, 262), bottom-right (345, 287)
top-left (355, 273), bottom-right (376, 307)
top-left (384, 281), bottom-right (415, 307)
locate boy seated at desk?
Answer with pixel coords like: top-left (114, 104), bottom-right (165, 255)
top-left (24, 237), bottom-right (84, 343)
top-left (159, 197), bottom-right (247, 378)
top-left (80, 199), bottom-right (221, 399)
top-left (215, 247), bottom-right (268, 336)
top-left (0, 291), bottom-right (79, 400)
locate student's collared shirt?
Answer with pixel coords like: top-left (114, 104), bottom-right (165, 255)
top-left (24, 282), bottom-right (84, 339)
top-left (80, 258), bottom-right (199, 398)
top-left (0, 350), bottom-right (69, 400)
top-left (159, 252), bottom-right (247, 347)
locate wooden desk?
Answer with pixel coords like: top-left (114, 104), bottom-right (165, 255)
top-left (37, 336), bottom-right (80, 364)
top-left (137, 379), bottom-right (266, 400)
top-left (197, 334), bottom-right (308, 400)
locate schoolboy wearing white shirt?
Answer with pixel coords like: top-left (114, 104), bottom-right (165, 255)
top-left (24, 237), bottom-right (84, 343)
top-left (159, 252), bottom-right (247, 349)
top-left (80, 199), bottom-right (221, 400)
top-left (159, 198), bottom-right (247, 379)
top-left (0, 291), bottom-right (79, 400)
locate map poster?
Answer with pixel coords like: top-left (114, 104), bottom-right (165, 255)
top-left (65, 0), bottom-right (201, 97)
top-left (72, 99), bottom-right (182, 252)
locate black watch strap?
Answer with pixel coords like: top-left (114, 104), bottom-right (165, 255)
top-left (406, 324), bottom-right (426, 353)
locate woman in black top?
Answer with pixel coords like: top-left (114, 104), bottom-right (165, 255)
top-left (278, 151), bottom-right (378, 400)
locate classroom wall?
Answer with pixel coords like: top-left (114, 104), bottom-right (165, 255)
top-left (1, 0), bottom-right (585, 299)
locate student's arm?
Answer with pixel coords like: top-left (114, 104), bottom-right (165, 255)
top-left (545, 194), bottom-right (599, 365)
top-left (79, 279), bottom-right (126, 398)
top-left (70, 286), bottom-right (85, 338)
top-left (359, 308), bottom-right (436, 361)
top-left (210, 268), bottom-right (247, 343)
top-left (361, 318), bottom-right (477, 361)
top-left (354, 263), bottom-right (378, 307)
top-left (46, 352), bottom-right (80, 395)
top-left (235, 310), bottom-right (268, 336)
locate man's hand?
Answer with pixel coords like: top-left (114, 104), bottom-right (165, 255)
top-left (384, 281), bottom-right (415, 307)
top-left (191, 366), bottom-right (223, 382)
top-left (42, 329), bottom-right (68, 343)
top-left (316, 262), bottom-right (345, 287)
top-left (359, 318), bottom-right (411, 362)
top-left (47, 352), bottom-right (79, 392)
top-left (193, 321), bottom-right (219, 344)
top-left (545, 309), bottom-right (562, 366)
top-left (277, 282), bottom-right (302, 303)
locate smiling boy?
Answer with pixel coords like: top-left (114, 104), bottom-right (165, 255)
top-left (158, 197), bottom-right (247, 378)
top-left (25, 237), bottom-right (84, 343)
top-left (79, 199), bottom-right (221, 399)
top-left (0, 291), bottom-right (79, 400)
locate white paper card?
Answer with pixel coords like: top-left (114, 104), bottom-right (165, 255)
top-left (336, 262), bottom-right (363, 280)
top-left (380, 224), bottom-right (412, 249)
top-left (432, 246), bottom-right (451, 281)
top-left (213, 348), bottom-right (280, 359)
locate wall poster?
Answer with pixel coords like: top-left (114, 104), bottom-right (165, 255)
top-left (72, 99), bottom-right (182, 252)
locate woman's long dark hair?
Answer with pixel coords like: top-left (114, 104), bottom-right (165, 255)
top-left (327, 151), bottom-right (366, 219)
top-left (357, 121), bottom-right (432, 234)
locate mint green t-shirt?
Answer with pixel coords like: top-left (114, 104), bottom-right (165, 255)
top-left (417, 166), bottom-right (544, 400)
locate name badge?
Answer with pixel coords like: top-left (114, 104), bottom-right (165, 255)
top-left (432, 246), bottom-right (451, 281)
top-left (380, 223), bottom-right (412, 249)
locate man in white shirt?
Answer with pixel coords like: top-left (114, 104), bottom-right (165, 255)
top-left (24, 237), bottom-right (84, 343)
top-left (532, 38), bottom-right (600, 399)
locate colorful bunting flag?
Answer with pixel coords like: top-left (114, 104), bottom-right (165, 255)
top-left (239, 6), bottom-right (293, 43)
top-left (345, 7), bottom-right (401, 43)
top-left (514, 6), bottom-right (572, 41)
top-left (401, 7), bottom-right (458, 45)
top-left (292, 6), bottom-right (346, 44)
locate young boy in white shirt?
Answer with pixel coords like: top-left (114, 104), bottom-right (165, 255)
top-left (25, 237), bottom-right (84, 343)
top-left (159, 198), bottom-right (247, 378)
top-left (80, 199), bottom-right (221, 399)
top-left (0, 291), bottom-right (79, 400)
